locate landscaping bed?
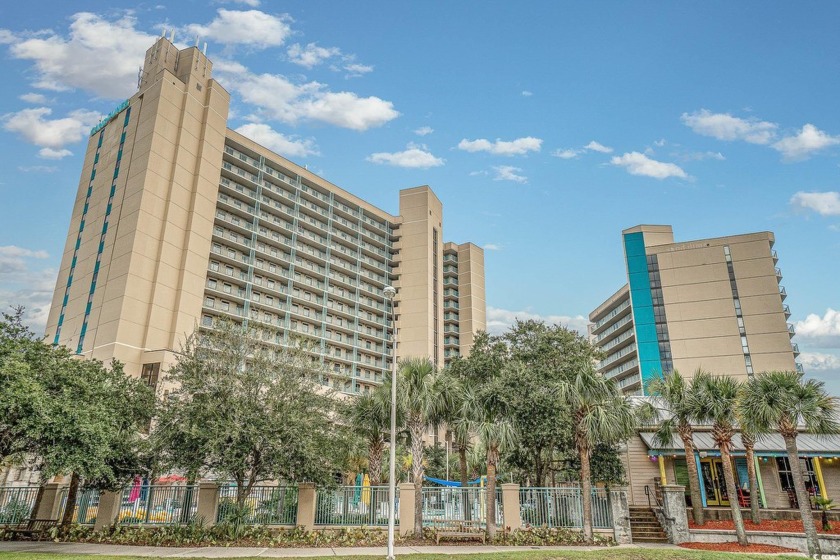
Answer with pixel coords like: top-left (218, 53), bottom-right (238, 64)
top-left (679, 542), bottom-right (799, 553)
top-left (690, 518), bottom-right (840, 535)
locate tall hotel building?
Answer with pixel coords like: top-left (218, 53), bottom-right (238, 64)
top-left (589, 225), bottom-right (800, 396)
top-left (44, 36), bottom-right (485, 394)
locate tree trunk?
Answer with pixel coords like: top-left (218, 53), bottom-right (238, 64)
top-left (744, 440), bottom-right (760, 525)
top-left (486, 455), bottom-right (497, 541)
top-left (679, 430), bottom-right (704, 526)
top-left (784, 434), bottom-right (821, 558)
top-left (369, 437), bottom-right (385, 486)
top-left (410, 420), bottom-right (425, 536)
top-left (720, 446), bottom-right (749, 546)
top-left (459, 445), bottom-right (471, 521)
top-left (60, 472), bottom-right (80, 528)
top-left (579, 440), bottom-right (593, 544)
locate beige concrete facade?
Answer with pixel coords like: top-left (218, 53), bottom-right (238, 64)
top-left (442, 241), bottom-right (486, 366)
top-left (44, 36), bottom-right (485, 394)
top-left (590, 224), bottom-right (799, 395)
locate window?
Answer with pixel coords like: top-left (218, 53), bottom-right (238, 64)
top-left (202, 315), bottom-right (213, 326)
top-left (141, 363), bottom-right (160, 388)
top-left (208, 278), bottom-right (217, 289)
top-left (205, 297), bottom-right (214, 307)
top-left (776, 457), bottom-right (820, 495)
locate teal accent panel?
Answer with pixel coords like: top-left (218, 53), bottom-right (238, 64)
top-left (735, 458), bottom-right (749, 487)
top-left (623, 232), bottom-right (663, 393)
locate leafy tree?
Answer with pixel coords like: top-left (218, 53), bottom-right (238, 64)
top-left (637, 370), bottom-right (706, 525)
top-left (689, 373), bottom-right (748, 546)
top-left (739, 371), bottom-right (839, 557)
top-left (152, 321), bottom-right (345, 510)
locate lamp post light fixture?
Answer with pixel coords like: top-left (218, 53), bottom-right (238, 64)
top-left (383, 285), bottom-right (398, 560)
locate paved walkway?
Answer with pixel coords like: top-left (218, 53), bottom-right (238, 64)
top-left (0, 542), bottom-right (674, 557)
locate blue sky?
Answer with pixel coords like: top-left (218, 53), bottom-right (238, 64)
top-left (1, 2), bottom-right (839, 390)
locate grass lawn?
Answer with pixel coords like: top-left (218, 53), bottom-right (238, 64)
top-left (0, 550), bottom-right (805, 560)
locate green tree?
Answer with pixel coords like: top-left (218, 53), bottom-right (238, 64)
top-left (476, 411), bottom-right (516, 540)
top-left (637, 370), bottom-right (705, 525)
top-left (739, 427), bottom-right (761, 525)
top-left (689, 372), bottom-right (748, 546)
top-left (396, 357), bottom-right (443, 535)
top-left (152, 321), bottom-right (345, 511)
top-left (346, 385), bottom-right (392, 485)
top-left (739, 371), bottom-right (839, 557)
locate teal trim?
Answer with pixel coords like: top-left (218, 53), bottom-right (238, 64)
top-left (695, 452), bottom-right (707, 507)
top-left (623, 231), bottom-right (663, 394)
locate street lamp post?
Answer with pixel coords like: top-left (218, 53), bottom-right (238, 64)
top-left (383, 286), bottom-right (398, 560)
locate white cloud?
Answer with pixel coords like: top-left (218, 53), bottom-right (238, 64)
top-left (552, 148), bottom-right (581, 159)
top-left (492, 165), bottom-right (527, 183)
top-left (681, 109), bottom-right (778, 144)
top-left (414, 126), bottom-right (433, 136)
top-left (457, 136), bottom-right (542, 156)
top-left (799, 352), bottom-right (840, 372)
top-left (486, 306), bottom-right (589, 336)
top-left (790, 192), bottom-right (840, 216)
top-left (521, 90), bottom-right (533, 97)
top-left (367, 144), bottom-right (444, 169)
top-left (610, 152), bottom-right (688, 180)
top-left (19, 93), bottom-right (47, 104)
top-left (0, 246), bottom-right (55, 331)
top-left (287, 42), bottom-right (341, 68)
top-left (185, 9), bottom-right (291, 49)
top-left (654, 138), bottom-right (666, 147)
top-left (772, 124), bottom-right (840, 162)
top-left (3, 12), bottom-right (157, 99)
top-left (38, 148), bottom-right (73, 159)
top-left (0, 246), bottom-right (49, 273)
top-left (680, 151), bottom-right (726, 161)
top-left (483, 244), bottom-right (501, 251)
top-left (2, 107), bottom-right (100, 153)
top-left (585, 140), bottom-right (613, 153)
top-left (235, 123), bottom-right (318, 158)
top-left (343, 63), bottom-right (373, 78)
top-left (216, 65), bottom-right (399, 131)
top-left (795, 309), bottom-right (840, 348)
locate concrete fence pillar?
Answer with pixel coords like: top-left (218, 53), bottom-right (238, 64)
top-left (398, 482), bottom-right (415, 536)
top-left (93, 490), bottom-right (122, 531)
top-left (610, 489), bottom-right (632, 544)
top-left (296, 482), bottom-right (316, 531)
top-left (501, 483), bottom-right (521, 531)
top-left (35, 483), bottom-right (63, 520)
top-left (195, 482), bottom-right (220, 527)
top-left (660, 484), bottom-right (690, 544)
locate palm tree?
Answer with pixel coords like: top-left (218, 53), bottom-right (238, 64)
top-left (561, 365), bottom-right (635, 543)
top-left (347, 386), bottom-right (392, 485)
top-left (396, 357), bottom-right (444, 535)
top-left (739, 371), bottom-right (840, 558)
top-left (637, 370), bottom-right (706, 526)
top-left (476, 414), bottom-right (516, 540)
top-left (688, 372), bottom-right (748, 546)
top-left (739, 427), bottom-right (761, 524)
top-left (438, 371), bottom-right (480, 519)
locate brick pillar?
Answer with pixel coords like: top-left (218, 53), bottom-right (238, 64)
top-left (93, 490), bottom-right (121, 531)
top-left (610, 489), bottom-right (632, 544)
top-left (35, 483), bottom-right (63, 520)
top-left (195, 482), bottom-right (220, 527)
top-left (399, 482), bottom-right (415, 536)
top-left (296, 482), bottom-right (316, 531)
top-left (501, 484), bottom-right (520, 531)
top-left (660, 484), bottom-right (689, 544)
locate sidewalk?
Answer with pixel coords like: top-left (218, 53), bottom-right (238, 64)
top-left (0, 542), bottom-right (671, 557)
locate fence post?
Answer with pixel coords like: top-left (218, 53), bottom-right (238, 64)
top-left (659, 484), bottom-right (689, 544)
top-left (195, 482), bottom-right (220, 527)
top-left (296, 482), bottom-right (316, 531)
top-left (398, 482), bottom-right (415, 536)
top-left (609, 488), bottom-right (632, 544)
top-left (501, 484), bottom-right (521, 531)
top-left (35, 483), bottom-right (63, 520)
top-left (93, 490), bottom-right (122, 531)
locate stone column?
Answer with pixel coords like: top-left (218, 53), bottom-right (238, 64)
top-left (501, 484), bottom-right (521, 531)
top-left (93, 490), bottom-right (122, 531)
top-left (195, 482), bottom-right (220, 527)
top-left (296, 482), bottom-right (316, 531)
top-left (35, 483), bottom-right (63, 520)
top-left (660, 484), bottom-right (689, 544)
top-left (609, 489), bottom-right (632, 544)
top-left (399, 482), bottom-right (415, 536)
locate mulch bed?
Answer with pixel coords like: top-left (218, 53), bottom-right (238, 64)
top-left (690, 518), bottom-right (840, 535)
top-left (680, 542), bottom-right (799, 553)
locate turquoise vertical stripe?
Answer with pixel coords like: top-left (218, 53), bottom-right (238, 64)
top-left (623, 231), bottom-right (663, 393)
top-left (695, 452), bottom-right (708, 507)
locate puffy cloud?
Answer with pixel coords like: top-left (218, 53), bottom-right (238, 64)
top-left (486, 306), bottom-right (589, 336)
top-left (799, 352), bottom-right (840, 372)
top-left (681, 109), bottom-right (777, 144)
top-left (343, 63), bottom-right (373, 78)
top-left (2, 107), bottom-right (100, 153)
top-left (552, 148), bottom-right (581, 159)
top-left (553, 140), bottom-right (612, 159)
top-left (772, 124), bottom-right (840, 162)
top-left (795, 309), bottom-right (840, 348)
top-left (584, 140), bottom-right (613, 153)
top-left (185, 9), bottom-right (292, 49)
top-left (215, 66), bottom-right (399, 131)
top-left (457, 136), bottom-right (542, 156)
top-left (790, 191), bottom-right (840, 216)
top-left (0, 245), bottom-right (54, 331)
top-left (19, 93), bottom-right (48, 104)
top-left (287, 42), bottom-right (341, 68)
top-left (610, 152), bottom-right (688, 179)
top-left (492, 165), bottom-right (527, 183)
top-left (367, 144), bottom-right (444, 169)
top-left (235, 123), bottom-right (318, 158)
top-left (0, 246), bottom-right (49, 273)
top-left (3, 12), bottom-right (157, 99)
top-left (414, 126), bottom-right (433, 136)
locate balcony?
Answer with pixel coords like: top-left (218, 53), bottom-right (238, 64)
top-left (775, 267), bottom-right (783, 281)
top-left (787, 323), bottom-right (796, 337)
top-left (779, 285), bottom-right (787, 300)
top-left (791, 342), bottom-right (800, 356)
top-left (783, 304), bottom-right (791, 318)
top-left (796, 362), bottom-right (805, 373)
top-left (772, 250), bottom-right (779, 263)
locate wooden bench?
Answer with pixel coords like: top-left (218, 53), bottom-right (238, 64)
top-left (429, 519), bottom-right (486, 544)
top-left (6, 519), bottom-right (59, 541)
